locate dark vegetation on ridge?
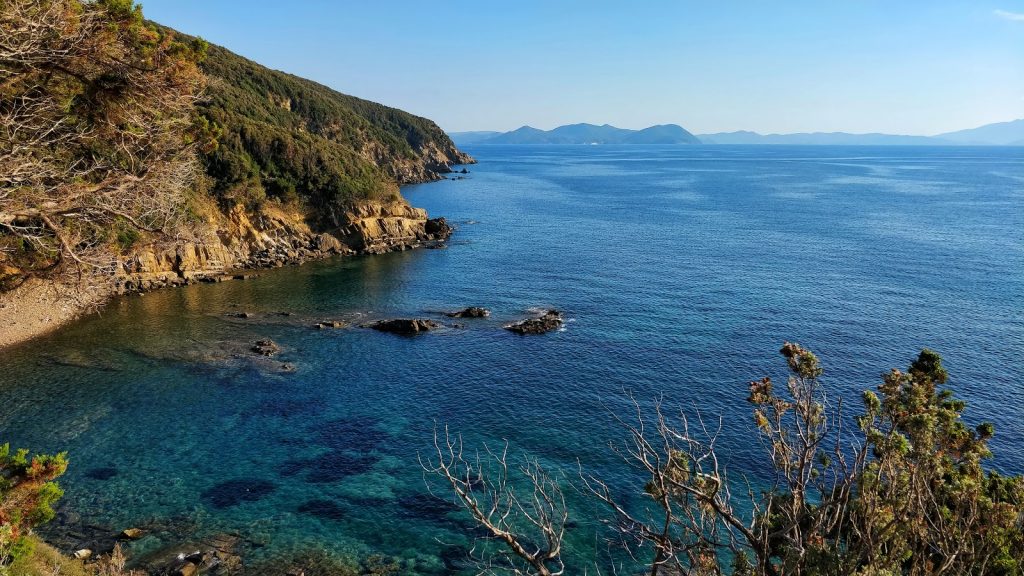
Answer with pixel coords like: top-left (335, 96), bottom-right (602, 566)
top-left (197, 42), bottom-right (472, 223)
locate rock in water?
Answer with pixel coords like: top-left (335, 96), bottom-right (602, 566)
top-left (370, 319), bottom-right (440, 335)
top-left (445, 307), bottom-right (490, 318)
top-left (252, 339), bottom-right (280, 356)
top-left (505, 310), bottom-right (563, 335)
top-left (425, 217), bottom-right (453, 239)
top-left (314, 320), bottom-right (347, 329)
top-left (120, 527), bottom-right (145, 540)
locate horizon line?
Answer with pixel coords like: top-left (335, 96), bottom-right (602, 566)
top-left (447, 118), bottom-right (1024, 138)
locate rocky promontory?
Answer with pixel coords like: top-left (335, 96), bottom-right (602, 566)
top-left (109, 199), bottom-right (453, 295)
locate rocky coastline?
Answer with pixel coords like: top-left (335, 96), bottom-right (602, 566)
top-left (111, 200), bottom-right (453, 295)
top-left (0, 197), bottom-right (455, 351)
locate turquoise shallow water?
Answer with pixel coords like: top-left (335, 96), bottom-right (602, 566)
top-left (1, 145), bottom-right (1022, 572)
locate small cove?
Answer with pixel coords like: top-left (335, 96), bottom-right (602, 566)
top-left (1, 145), bottom-right (1022, 573)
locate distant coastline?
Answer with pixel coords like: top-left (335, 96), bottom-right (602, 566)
top-left (452, 118), bottom-right (1024, 147)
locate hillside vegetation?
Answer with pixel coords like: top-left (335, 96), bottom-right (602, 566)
top-left (0, 0), bottom-right (471, 292)
top-left (198, 42), bottom-right (471, 225)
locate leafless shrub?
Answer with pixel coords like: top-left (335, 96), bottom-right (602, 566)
top-left (0, 0), bottom-right (205, 294)
top-left (422, 425), bottom-right (568, 576)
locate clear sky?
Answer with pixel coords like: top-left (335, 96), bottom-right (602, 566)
top-left (140, 1), bottom-right (1024, 135)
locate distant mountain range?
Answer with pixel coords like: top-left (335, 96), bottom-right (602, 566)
top-left (932, 119), bottom-right (1024, 146)
top-left (451, 119), bottom-right (1024, 146)
top-left (451, 123), bottom-right (700, 145)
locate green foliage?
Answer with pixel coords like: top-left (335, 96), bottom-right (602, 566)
top-left (854, 350), bottom-right (1024, 575)
top-left (113, 223), bottom-right (140, 253)
top-left (5, 536), bottom-right (89, 576)
top-left (193, 42), bottom-right (464, 223)
top-left (0, 444), bottom-right (68, 570)
top-left (738, 346), bottom-right (1024, 575)
top-left (2, 0), bottom-right (467, 288)
top-left (459, 346), bottom-right (1024, 576)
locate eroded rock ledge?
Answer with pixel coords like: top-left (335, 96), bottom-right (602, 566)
top-left (0, 197), bottom-right (454, 349)
top-left (112, 199), bottom-right (452, 294)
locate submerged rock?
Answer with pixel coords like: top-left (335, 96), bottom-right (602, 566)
top-left (85, 466), bottom-right (118, 480)
top-left (505, 310), bottom-right (563, 335)
top-left (314, 320), bottom-right (347, 329)
top-left (445, 306), bottom-right (490, 318)
top-left (297, 499), bottom-right (346, 520)
top-left (251, 339), bottom-right (280, 356)
top-left (201, 479), bottom-right (277, 509)
top-left (369, 318), bottom-right (439, 335)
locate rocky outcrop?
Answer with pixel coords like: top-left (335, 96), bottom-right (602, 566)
top-left (314, 320), bottom-right (347, 330)
top-left (334, 201), bottom-right (453, 254)
top-left (505, 310), bottom-right (564, 335)
top-left (0, 194), bottom-right (459, 350)
top-left (369, 319), bottom-right (440, 335)
top-left (251, 339), bottom-right (280, 356)
top-left (361, 139), bottom-right (475, 185)
top-left (446, 307), bottom-right (490, 318)
top-left (108, 198), bottom-right (451, 295)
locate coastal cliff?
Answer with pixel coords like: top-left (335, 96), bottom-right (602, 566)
top-left (0, 21), bottom-right (472, 349)
top-left (113, 200), bottom-right (452, 293)
top-left (0, 197), bottom-right (456, 348)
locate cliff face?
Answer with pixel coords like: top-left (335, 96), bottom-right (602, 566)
top-left (112, 200), bottom-right (452, 294)
top-left (0, 30), bottom-right (472, 348)
top-left (361, 139), bottom-right (474, 185)
top-left (111, 38), bottom-right (472, 293)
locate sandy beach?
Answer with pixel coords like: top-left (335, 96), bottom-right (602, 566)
top-left (0, 278), bottom-right (102, 350)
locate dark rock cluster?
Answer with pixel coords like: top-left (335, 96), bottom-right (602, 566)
top-left (445, 306), bottom-right (490, 318)
top-left (504, 310), bottom-right (563, 335)
top-left (369, 319), bottom-right (440, 335)
top-left (251, 339), bottom-right (280, 356)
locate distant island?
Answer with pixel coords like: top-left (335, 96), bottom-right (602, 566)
top-left (452, 118), bottom-right (1024, 146)
top-left (453, 123), bottom-right (700, 145)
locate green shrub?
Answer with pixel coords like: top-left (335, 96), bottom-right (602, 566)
top-left (0, 444), bottom-right (68, 569)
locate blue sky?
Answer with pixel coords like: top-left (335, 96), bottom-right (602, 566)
top-left (141, 1), bottom-right (1024, 135)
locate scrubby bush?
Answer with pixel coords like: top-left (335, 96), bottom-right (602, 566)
top-left (429, 346), bottom-right (1024, 575)
top-left (0, 444), bottom-right (67, 570)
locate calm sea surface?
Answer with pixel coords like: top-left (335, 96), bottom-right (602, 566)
top-left (1, 145), bottom-right (1022, 572)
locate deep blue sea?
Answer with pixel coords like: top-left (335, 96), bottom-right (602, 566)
top-left (1, 145), bottom-right (1022, 573)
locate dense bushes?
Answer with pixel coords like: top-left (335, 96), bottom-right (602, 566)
top-left (196, 42), bottom-right (462, 221)
top-left (1, 0), bottom-right (468, 290)
top-left (0, 444), bottom-right (67, 570)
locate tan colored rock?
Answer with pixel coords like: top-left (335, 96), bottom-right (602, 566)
top-left (121, 527), bottom-right (145, 539)
top-left (1, 197), bottom-right (451, 349)
top-left (73, 549), bottom-right (92, 560)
